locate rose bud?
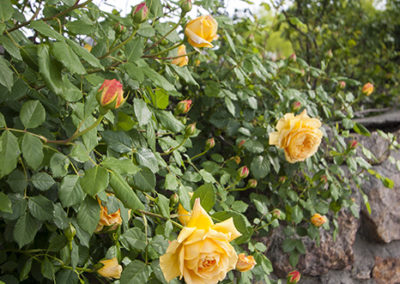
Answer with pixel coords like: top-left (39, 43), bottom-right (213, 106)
top-left (233, 156), bottom-right (241, 165)
top-left (279, 176), bottom-right (286, 183)
top-left (96, 79), bottom-right (126, 111)
top-left (311, 213), bottom-right (327, 227)
top-left (237, 166), bottom-right (249, 179)
top-left (175, 99), bottom-right (192, 115)
top-left (289, 53), bottom-right (297, 62)
top-left (64, 223), bottom-right (76, 241)
top-left (287, 270), bottom-right (301, 284)
top-left (339, 81), bottom-right (346, 89)
top-left (320, 175), bottom-right (327, 183)
top-left (185, 123), bottom-right (196, 137)
top-left (236, 253), bottom-right (257, 272)
top-left (238, 139), bottom-right (245, 149)
top-left (205, 137), bottom-right (215, 150)
top-left (362, 82), bottom-right (374, 96)
top-left (272, 208), bottom-right (282, 219)
top-left (170, 193), bottom-right (179, 206)
top-left (180, 0), bottom-right (192, 14)
top-left (132, 2), bottom-right (148, 23)
top-left (350, 140), bottom-right (358, 149)
top-left (327, 49), bottom-right (333, 58)
top-left (292, 101), bottom-right (301, 112)
top-left (97, 258), bottom-right (122, 279)
top-left (114, 23), bottom-right (126, 34)
top-left (247, 179), bottom-right (257, 188)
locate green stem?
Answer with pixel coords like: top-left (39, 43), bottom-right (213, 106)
top-left (228, 185), bottom-right (250, 192)
top-left (138, 210), bottom-right (183, 229)
top-left (147, 40), bottom-right (185, 58)
top-left (161, 136), bottom-right (188, 156)
top-left (190, 149), bottom-right (209, 161)
top-left (99, 29), bottom-right (138, 59)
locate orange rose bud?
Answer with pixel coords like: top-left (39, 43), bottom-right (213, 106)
top-left (132, 2), bottom-right (148, 23)
top-left (97, 258), bottom-right (122, 279)
top-left (205, 137), bottom-right (215, 149)
top-left (233, 156), bottom-right (241, 165)
top-left (289, 53), bottom-right (297, 62)
top-left (185, 123), bottom-right (196, 137)
top-left (287, 270), bottom-right (301, 284)
top-left (292, 101), bottom-right (301, 112)
top-left (237, 166), bottom-right (249, 179)
top-left (96, 79), bottom-right (126, 111)
top-left (339, 81), bottom-right (346, 89)
top-left (247, 179), bottom-right (257, 188)
top-left (362, 82), bottom-right (374, 96)
top-left (236, 253), bottom-right (256, 272)
top-left (176, 99), bottom-right (192, 114)
top-left (350, 140), bottom-right (358, 149)
top-left (238, 139), bottom-right (245, 148)
top-left (311, 213), bottom-right (327, 227)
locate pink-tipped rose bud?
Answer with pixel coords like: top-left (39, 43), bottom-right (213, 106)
top-left (289, 53), bottom-right (297, 62)
top-left (279, 176), bottom-right (286, 183)
top-left (311, 213), bottom-right (327, 227)
top-left (237, 166), bottom-right (249, 179)
top-left (248, 179), bottom-right (257, 188)
top-left (96, 79), bottom-right (126, 111)
top-left (362, 82), bottom-right (374, 96)
top-left (205, 137), bottom-right (215, 149)
top-left (238, 140), bottom-right (245, 149)
top-left (339, 81), bottom-right (346, 89)
top-left (114, 23), bottom-right (126, 34)
top-left (272, 208), bottom-right (282, 219)
top-left (176, 100), bottom-right (192, 115)
top-left (287, 270), bottom-right (301, 284)
top-left (350, 140), bottom-right (358, 149)
top-left (292, 101), bottom-right (301, 112)
top-left (179, 0), bottom-right (192, 13)
top-left (320, 175), bottom-right (327, 183)
top-left (236, 253), bottom-right (257, 272)
top-left (185, 123), bottom-right (196, 137)
top-left (132, 2), bottom-right (148, 23)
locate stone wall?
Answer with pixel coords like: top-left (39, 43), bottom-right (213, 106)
top-left (263, 131), bottom-right (400, 284)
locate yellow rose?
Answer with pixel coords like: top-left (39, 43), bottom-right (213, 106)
top-left (311, 213), bottom-right (327, 227)
top-left (269, 110), bottom-right (323, 163)
top-left (236, 253), bottom-right (256, 272)
top-left (185, 15), bottom-right (218, 48)
top-left (172, 45), bottom-right (189, 67)
top-left (160, 198), bottom-right (241, 284)
top-left (97, 257), bottom-right (122, 279)
top-left (362, 82), bottom-right (374, 96)
top-left (95, 194), bottom-right (123, 232)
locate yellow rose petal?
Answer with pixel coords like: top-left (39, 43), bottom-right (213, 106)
top-left (186, 198), bottom-right (213, 230)
top-left (212, 218), bottom-right (242, 241)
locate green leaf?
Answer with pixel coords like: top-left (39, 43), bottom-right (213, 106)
top-left (101, 131), bottom-right (132, 153)
top-left (20, 258), bottom-right (32, 281)
top-left (0, 56), bottom-right (14, 91)
top-left (250, 155), bottom-right (270, 179)
top-left (109, 171), bottom-right (145, 210)
top-left (59, 175), bottom-right (86, 207)
top-left (66, 20), bottom-right (95, 35)
top-left (132, 167), bottom-right (156, 192)
top-left (51, 42), bottom-right (86, 75)
top-left (164, 173), bottom-right (178, 191)
top-left (28, 195), bottom-right (54, 221)
top-left (155, 110), bottom-right (184, 132)
top-left (38, 44), bottom-right (64, 95)
top-left (70, 142), bottom-right (90, 163)
top-left (178, 185), bottom-right (191, 211)
top-left (151, 89), bottom-right (170, 110)
top-left (353, 123), bottom-right (371, 137)
top-left (134, 98), bottom-right (152, 126)
top-left (0, 112), bottom-right (6, 127)
top-left (0, 192), bottom-right (12, 213)
top-left (80, 166), bottom-right (109, 197)
top-left (291, 205), bottom-right (303, 224)
top-left (120, 260), bottom-right (151, 284)
top-left (0, 131), bottom-right (20, 178)
top-left (137, 23), bottom-right (155, 37)
top-left (192, 183), bottom-right (215, 212)
top-left (101, 157), bottom-right (139, 175)
top-left (170, 65), bottom-right (199, 86)
top-left (13, 213), bottom-right (42, 248)
top-left (282, 238), bottom-right (296, 253)
top-left (53, 203), bottom-right (69, 229)
top-left (120, 228), bottom-right (146, 250)
top-left (157, 194), bottom-right (170, 218)
top-left (41, 257), bottom-right (55, 280)
top-left (30, 21), bottom-right (65, 41)
top-left (31, 172), bottom-right (55, 191)
top-left (66, 39), bottom-right (103, 69)
top-left (77, 196), bottom-right (100, 234)
top-left (50, 153), bottom-right (69, 178)
top-left (56, 269), bottom-right (79, 284)
top-left (0, 35), bottom-right (22, 60)
top-left (0, 0), bottom-right (13, 22)
top-left (21, 134), bottom-right (43, 170)
top-left (142, 66), bottom-right (176, 91)
top-left (136, 148), bottom-right (159, 173)
top-left (126, 38), bottom-right (144, 62)
top-left (20, 100), bottom-right (46, 129)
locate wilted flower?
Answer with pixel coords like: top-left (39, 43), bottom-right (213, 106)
top-left (236, 253), bottom-right (256, 272)
top-left (97, 258), bottom-right (122, 279)
top-left (95, 194), bottom-right (122, 232)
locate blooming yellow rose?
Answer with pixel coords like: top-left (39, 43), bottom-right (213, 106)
top-left (269, 110), bottom-right (323, 163)
top-left (160, 198), bottom-right (241, 284)
top-left (95, 194), bottom-right (123, 232)
top-left (97, 257), bottom-right (122, 279)
top-left (185, 15), bottom-right (218, 48)
top-left (311, 213), bottom-right (327, 227)
top-left (172, 45), bottom-right (189, 67)
top-left (236, 253), bottom-right (256, 272)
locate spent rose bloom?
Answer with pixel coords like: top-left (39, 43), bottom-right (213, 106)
top-left (96, 79), bottom-right (126, 111)
top-left (97, 258), bottom-right (122, 279)
top-left (171, 45), bottom-right (189, 67)
top-left (311, 213), bottom-right (327, 227)
top-left (185, 15), bottom-right (218, 48)
top-left (287, 270), bottom-right (301, 284)
top-left (269, 110), bottom-right (323, 163)
top-left (236, 253), bottom-right (256, 272)
top-left (95, 194), bottom-right (123, 232)
top-left (160, 198), bottom-right (241, 284)
top-left (362, 82), bottom-right (374, 96)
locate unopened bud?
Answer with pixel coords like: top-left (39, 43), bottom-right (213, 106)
top-left (170, 193), bottom-right (179, 206)
top-left (327, 49), bottom-right (333, 58)
top-left (180, 0), bottom-right (192, 14)
top-left (64, 223), bottom-right (76, 241)
top-left (272, 209), bottom-right (282, 219)
top-left (320, 175), bottom-right (327, 183)
top-left (236, 253), bottom-right (257, 272)
top-left (292, 101), bottom-right (301, 112)
top-left (205, 138), bottom-right (215, 149)
top-left (339, 81), bottom-right (346, 89)
top-left (96, 79), bottom-right (126, 111)
top-left (185, 123), bottom-right (196, 137)
top-left (350, 140), bottom-right (358, 149)
top-left (289, 53), bottom-right (297, 62)
top-left (237, 166), bottom-right (249, 179)
top-left (279, 176), bottom-right (286, 183)
top-left (238, 140), bottom-right (245, 149)
top-left (248, 179), bottom-right (257, 188)
top-left (362, 82), bottom-right (374, 96)
top-left (287, 270), bottom-right (301, 284)
top-left (311, 213), bottom-right (327, 227)
top-left (132, 2), bottom-right (148, 23)
top-left (233, 156), bottom-right (241, 165)
top-left (176, 100), bottom-right (192, 115)
top-left (114, 23), bottom-right (126, 34)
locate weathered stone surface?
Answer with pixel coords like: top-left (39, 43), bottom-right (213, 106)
top-left (372, 257), bottom-right (400, 284)
top-left (356, 131), bottom-right (400, 243)
top-left (264, 210), bottom-right (359, 278)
